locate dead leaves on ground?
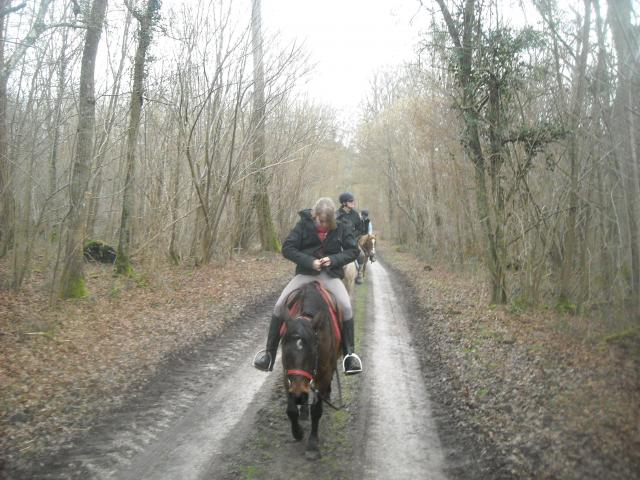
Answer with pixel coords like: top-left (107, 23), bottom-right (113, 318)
top-left (0, 254), bottom-right (290, 462)
top-left (383, 243), bottom-right (639, 479)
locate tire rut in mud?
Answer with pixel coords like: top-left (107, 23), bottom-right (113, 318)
top-left (381, 259), bottom-right (514, 479)
top-left (9, 261), bottom-right (510, 480)
top-left (10, 291), bottom-right (283, 480)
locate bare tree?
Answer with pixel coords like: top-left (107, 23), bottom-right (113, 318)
top-left (115, 0), bottom-right (160, 274)
top-left (250, 0), bottom-right (279, 251)
top-left (59, 0), bottom-right (108, 298)
top-left (607, 0), bottom-right (640, 307)
top-left (86, 8), bottom-right (133, 238)
top-left (0, 0), bottom-right (54, 257)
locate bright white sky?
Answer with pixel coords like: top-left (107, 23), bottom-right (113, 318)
top-left (262, 0), bottom-right (425, 124)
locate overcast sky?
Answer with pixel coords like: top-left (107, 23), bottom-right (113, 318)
top-left (261, 0), bottom-right (425, 123)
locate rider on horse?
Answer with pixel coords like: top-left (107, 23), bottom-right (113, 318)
top-left (336, 192), bottom-right (365, 284)
top-left (361, 209), bottom-right (372, 235)
top-left (253, 197), bottom-right (364, 375)
top-left (360, 209), bottom-right (375, 262)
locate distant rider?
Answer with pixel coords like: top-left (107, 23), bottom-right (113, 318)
top-left (360, 209), bottom-right (375, 262)
top-left (336, 192), bottom-right (364, 284)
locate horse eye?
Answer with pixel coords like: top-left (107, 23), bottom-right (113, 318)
top-left (296, 339), bottom-right (303, 350)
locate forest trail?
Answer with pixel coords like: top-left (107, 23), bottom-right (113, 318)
top-left (18, 262), bottom-right (461, 480)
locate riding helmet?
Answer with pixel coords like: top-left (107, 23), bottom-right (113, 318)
top-left (339, 192), bottom-right (355, 204)
top-left (361, 209), bottom-right (369, 217)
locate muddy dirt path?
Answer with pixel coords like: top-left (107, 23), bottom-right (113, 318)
top-left (20, 261), bottom-right (480, 480)
top-left (354, 261), bottom-right (447, 479)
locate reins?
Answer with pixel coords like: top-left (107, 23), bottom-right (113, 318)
top-left (315, 365), bottom-right (344, 411)
top-left (292, 365), bottom-right (345, 411)
top-left (285, 312), bottom-right (346, 411)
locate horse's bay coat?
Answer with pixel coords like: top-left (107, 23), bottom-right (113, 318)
top-left (282, 209), bottom-right (358, 279)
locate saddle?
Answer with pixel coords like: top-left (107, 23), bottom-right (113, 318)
top-left (281, 281), bottom-right (341, 345)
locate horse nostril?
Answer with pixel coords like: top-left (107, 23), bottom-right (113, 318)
top-left (289, 382), bottom-right (306, 397)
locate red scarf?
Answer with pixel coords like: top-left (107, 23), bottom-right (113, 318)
top-left (316, 224), bottom-right (328, 242)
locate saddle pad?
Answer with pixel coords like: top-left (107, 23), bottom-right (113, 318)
top-left (281, 281), bottom-right (341, 345)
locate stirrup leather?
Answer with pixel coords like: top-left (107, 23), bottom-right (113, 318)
top-left (342, 353), bottom-right (363, 375)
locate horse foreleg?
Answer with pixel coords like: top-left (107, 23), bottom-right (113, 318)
top-left (362, 258), bottom-right (368, 279)
top-left (287, 395), bottom-right (304, 441)
top-left (305, 396), bottom-right (323, 460)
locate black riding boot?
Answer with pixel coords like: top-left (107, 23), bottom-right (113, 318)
top-left (341, 318), bottom-right (363, 375)
top-left (253, 314), bottom-right (283, 372)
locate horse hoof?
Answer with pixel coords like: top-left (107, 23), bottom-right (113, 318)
top-left (292, 424), bottom-right (304, 441)
top-left (305, 449), bottom-right (321, 461)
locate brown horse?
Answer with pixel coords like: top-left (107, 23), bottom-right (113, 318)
top-left (357, 234), bottom-right (376, 280)
top-left (281, 281), bottom-right (342, 460)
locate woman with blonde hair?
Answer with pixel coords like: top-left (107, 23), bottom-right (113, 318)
top-left (253, 197), bottom-right (363, 375)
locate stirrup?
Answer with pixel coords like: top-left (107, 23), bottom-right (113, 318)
top-left (253, 349), bottom-right (273, 372)
top-left (343, 353), bottom-right (363, 375)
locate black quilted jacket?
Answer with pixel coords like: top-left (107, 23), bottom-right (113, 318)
top-left (281, 209), bottom-right (358, 279)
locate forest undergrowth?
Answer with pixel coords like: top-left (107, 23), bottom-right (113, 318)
top-left (0, 246), bottom-right (638, 478)
top-left (383, 242), bottom-right (639, 479)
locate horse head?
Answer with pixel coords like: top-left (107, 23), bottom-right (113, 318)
top-left (359, 234), bottom-right (376, 259)
top-left (282, 314), bottom-right (317, 397)
top-left (367, 234), bottom-right (376, 257)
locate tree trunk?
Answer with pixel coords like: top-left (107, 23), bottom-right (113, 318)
top-left (169, 150), bottom-right (181, 264)
top-left (558, 0), bottom-right (592, 308)
top-left (251, 0), bottom-right (280, 252)
top-left (60, 0), bottom-right (108, 298)
top-left (116, 0), bottom-right (160, 274)
top-left (608, 0), bottom-right (640, 305)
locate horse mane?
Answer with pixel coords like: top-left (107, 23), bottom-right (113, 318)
top-left (358, 234), bottom-right (375, 251)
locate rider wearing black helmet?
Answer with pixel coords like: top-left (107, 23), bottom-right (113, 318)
top-left (337, 192), bottom-right (364, 283)
top-left (337, 192), bottom-right (362, 236)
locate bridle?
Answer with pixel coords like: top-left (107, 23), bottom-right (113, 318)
top-left (284, 313), bottom-right (344, 411)
top-left (285, 314), bottom-right (319, 390)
